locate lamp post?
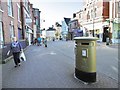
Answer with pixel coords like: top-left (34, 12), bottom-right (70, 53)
top-left (92, 0), bottom-right (95, 37)
top-left (40, 19), bottom-right (45, 37)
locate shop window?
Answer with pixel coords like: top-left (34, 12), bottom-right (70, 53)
top-left (118, 30), bottom-right (120, 39)
top-left (118, 1), bottom-right (120, 12)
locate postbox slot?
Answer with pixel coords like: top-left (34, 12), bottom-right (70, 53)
top-left (81, 43), bottom-right (89, 45)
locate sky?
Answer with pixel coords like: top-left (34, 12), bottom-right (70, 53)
top-left (29, 0), bottom-right (83, 29)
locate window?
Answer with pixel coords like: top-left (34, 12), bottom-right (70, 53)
top-left (10, 24), bottom-right (15, 41)
top-left (0, 21), bottom-right (4, 48)
top-left (94, 8), bottom-right (97, 17)
top-left (0, 0), bottom-right (2, 10)
top-left (118, 1), bottom-right (120, 7)
top-left (79, 13), bottom-right (81, 18)
top-left (0, 11), bottom-right (4, 48)
top-left (7, 0), bottom-right (13, 16)
top-left (73, 13), bottom-right (76, 18)
top-left (91, 10), bottom-right (93, 18)
top-left (24, 0), bottom-right (29, 13)
top-left (17, 3), bottom-right (21, 21)
top-left (118, 30), bottom-right (120, 39)
top-left (118, 1), bottom-right (120, 12)
top-left (87, 11), bottom-right (90, 20)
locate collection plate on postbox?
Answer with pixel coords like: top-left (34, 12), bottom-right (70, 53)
top-left (82, 49), bottom-right (88, 58)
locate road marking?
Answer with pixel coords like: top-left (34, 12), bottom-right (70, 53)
top-left (36, 51), bottom-right (57, 57)
top-left (50, 52), bottom-right (56, 55)
top-left (39, 53), bottom-right (49, 56)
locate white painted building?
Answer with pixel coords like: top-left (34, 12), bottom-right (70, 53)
top-left (62, 18), bottom-right (71, 39)
top-left (46, 27), bottom-right (56, 41)
top-left (41, 29), bottom-right (46, 38)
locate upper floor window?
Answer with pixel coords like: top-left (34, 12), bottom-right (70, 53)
top-left (118, 1), bottom-right (120, 12)
top-left (0, 21), bottom-right (4, 48)
top-left (17, 3), bottom-right (21, 21)
top-left (73, 13), bottom-right (76, 18)
top-left (87, 11), bottom-right (90, 20)
top-left (35, 10), bottom-right (38, 16)
top-left (79, 13), bottom-right (81, 19)
top-left (0, 0), bottom-right (2, 10)
top-left (7, 0), bottom-right (13, 17)
top-left (10, 24), bottom-right (15, 41)
top-left (118, 1), bottom-right (120, 7)
top-left (91, 10), bottom-right (93, 18)
top-left (24, 0), bottom-right (30, 13)
top-left (94, 8), bottom-right (97, 17)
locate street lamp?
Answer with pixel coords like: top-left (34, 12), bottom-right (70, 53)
top-left (40, 19), bottom-right (45, 38)
top-left (40, 19), bottom-right (45, 29)
top-left (92, 0), bottom-right (95, 37)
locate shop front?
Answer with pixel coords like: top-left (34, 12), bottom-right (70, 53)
top-left (26, 26), bottom-right (33, 45)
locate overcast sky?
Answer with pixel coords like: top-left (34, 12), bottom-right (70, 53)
top-left (29, 0), bottom-right (83, 29)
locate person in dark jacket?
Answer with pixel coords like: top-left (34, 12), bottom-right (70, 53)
top-left (43, 38), bottom-right (47, 47)
top-left (10, 37), bottom-right (22, 67)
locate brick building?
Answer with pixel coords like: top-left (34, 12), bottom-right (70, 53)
top-left (32, 8), bottom-right (41, 38)
top-left (0, 0), bottom-right (28, 63)
top-left (0, 0), bottom-right (37, 63)
top-left (71, 0), bottom-right (110, 42)
top-left (21, 0), bottom-right (34, 46)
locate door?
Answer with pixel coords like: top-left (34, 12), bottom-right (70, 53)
top-left (103, 27), bottom-right (109, 42)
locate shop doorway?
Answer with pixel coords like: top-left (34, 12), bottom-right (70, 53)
top-left (103, 27), bottom-right (109, 42)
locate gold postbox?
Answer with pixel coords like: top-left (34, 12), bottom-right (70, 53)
top-left (74, 37), bottom-right (98, 83)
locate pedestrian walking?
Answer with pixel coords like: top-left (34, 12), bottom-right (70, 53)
top-left (37, 37), bottom-right (42, 46)
top-left (10, 37), bottom-right (22, 67)
top-left (33, 38), bottom-right (37, 45)
top-left (89, 33), bottom-right (93, 37)
top-left (52, 37), bottom-right (55, 41)
top-left (43, 38), bottom-right (47, 47)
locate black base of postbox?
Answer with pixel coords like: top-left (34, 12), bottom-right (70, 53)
top-left (75, 68), bottom-right (96, 83)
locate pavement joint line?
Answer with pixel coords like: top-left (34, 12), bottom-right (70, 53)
top-left (111, 66), bottom-right (118, 73)
top-left (97, 71), bottom-right (118, 83)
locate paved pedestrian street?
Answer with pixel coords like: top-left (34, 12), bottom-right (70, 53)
top-left (2, 41), bottom-right (118, 88)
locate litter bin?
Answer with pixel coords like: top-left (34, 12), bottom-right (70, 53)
top-left (74, 37), bottom-right (98, 83)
